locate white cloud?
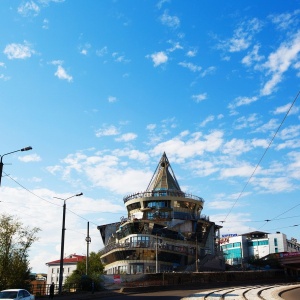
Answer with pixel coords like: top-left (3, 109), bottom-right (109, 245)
top-left (188, 159), bottom-right (219, 177)
top-left (18, 154), bottom-right (41, 162)
top-left (42, 18), bottom-right (49, 29)
top-left (220, 163), bottom-right (259, 179)
top-left (17, 1), bottom-right (40, 17)
top-left (254, 118), bottom-right (279, 133)
top-left (242, 44), bottom-right (264, 66)
top-left (192, 93), bottom-right (207, 103)
top-left (273, 103), bottom-right (299, 115)
top-left (146, 124), bottom-right (156, 130)
top-left (96, 46), bottom-right (108, 57)
top-left (54, 65), bottom-right (73, 82)
top-left (229, 96), bottom-right (259, 110)
top-left (156, 0), bottom-right (170, 10)
top-left (148, 51), bottom-right (168, 67)
top-left (160, 10), bottom-right (180, 28)
top-left (151, 130), bottom-right (224, 160)
top-left (115, 133), bottom-right (137, 142)
top-left (95, 125), bottom-right (119, 137)
top-left (222, 138), bottom-right (252, 156)
top-left (260, 31), bottom-right (300, 96)
top-left (167, 41), bottom-right (183, 52)
top-left (233, 114), bottom-right (260, 130)
top-left (108, 96), bottom-right (117, 103)
top-left (218, 18), bottom-right (263, 53)
top-left (199, 115), bottom-right (214, 127)
top-left (269, 10), bottom-right (300, 31)
top-left (278, 125), bottom-right (300, 140)
top-left (253, 177), bottom-right (293, 193)
top-left (4, 42), bottom-right (35, 60)
top-left (179, 61), bottom-right (202, 72)
top-left (186, 49), bottom-right (197, 57)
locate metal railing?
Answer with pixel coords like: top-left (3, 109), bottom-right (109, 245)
top-left (123, 190), bottom-right (204, 203)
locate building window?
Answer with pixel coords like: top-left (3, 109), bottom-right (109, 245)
top-left (274, 238), bottom-right (278, 246)
top-left (57, 268), bottom-right (59, 273)
top-left (275, 247), bottom-right (278, 253)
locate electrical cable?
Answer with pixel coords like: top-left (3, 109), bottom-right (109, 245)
top-left (221, 90), bottom-right (300, 224)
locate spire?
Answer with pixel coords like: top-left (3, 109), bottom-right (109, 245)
top-left (146, 152), bottom-right (181, 192)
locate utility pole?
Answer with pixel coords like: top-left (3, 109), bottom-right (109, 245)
top-left (85, 222), bottom-right (91, 275)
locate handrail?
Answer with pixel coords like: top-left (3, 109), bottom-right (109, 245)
top-left (100, 240), bottom-right (196, 256)
top-left (123, 190), bottom-right (204, 203)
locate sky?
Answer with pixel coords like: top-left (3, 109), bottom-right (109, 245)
top-left (0, 0), bottom-right (300, 273)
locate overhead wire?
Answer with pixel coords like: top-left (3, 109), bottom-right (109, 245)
top-left (221, 90), bottom-right (300, 225)
top-left (1, 171), bottom-right (124, 228)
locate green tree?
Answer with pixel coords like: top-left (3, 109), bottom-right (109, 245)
top-left (0, 214), bottom-right (40, 290)
top-left (65, 251), bottom-right (104, 291)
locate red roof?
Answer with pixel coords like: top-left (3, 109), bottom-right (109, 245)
top-left (46, 254), bottom-right (85, 265)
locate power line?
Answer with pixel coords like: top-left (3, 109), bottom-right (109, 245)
top-left (1, 171), bottom-right (120, 228)
top-left (221, 90), bottom-right (300, 224)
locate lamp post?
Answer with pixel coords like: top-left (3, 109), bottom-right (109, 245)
top-left (54, 192), bottom-right (83, 294)
top-left (85, 222), bottom-right (91, 276)
top-left (0, 146), bottom-right (32, 186)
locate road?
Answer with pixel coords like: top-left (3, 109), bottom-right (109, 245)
top-left (281, 287), bottom-right (300, 300)
top-left (50, 284), bottom-right (300, 300)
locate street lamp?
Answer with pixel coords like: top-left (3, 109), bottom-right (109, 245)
top-left (0, 146), bottom-right (32, 186)
top-left (54, 192), bottom-right (83, 294)
top-left (155, 227), bottom-right (167, 273)
top-left (85, 222), bottom-right (91, 276)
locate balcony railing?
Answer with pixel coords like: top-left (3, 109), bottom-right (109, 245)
top-left (123, 190), bottom-right (204, 203)
top-left (100, 240), bottom-right (197, 256)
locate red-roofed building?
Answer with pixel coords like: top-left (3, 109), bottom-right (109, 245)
top-left (46, 254), bottom-right (85, 286)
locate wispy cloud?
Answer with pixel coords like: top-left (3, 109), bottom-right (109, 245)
top-left (95, 125), bottom-right (119, 137)
top-left (4, 42), bottom-right (35, 60)
top-left (179, 61), bottom-right (202, 72)
top-left (160, 10), bottom-right (180, 28)
top-left (242, 44), bottom-right (264, 66)
top-left (218, 18), bottom-right (263, 53)
top-left (269, 10), bottom-right (300, 31)
top-left (192, 93), bottom-right (207, 103)
top-left (260, 31), bottom-right (300, 96)
top-left (115, 133), bottom-right (137, 142)
top-left (108, 96), bottom-right (117, 103)
top-left (18, 154), bottom-right (41, 162)
top-left (18, 1), bottom-right (40, 17)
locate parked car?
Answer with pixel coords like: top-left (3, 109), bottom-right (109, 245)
top-left (0, 289), bottom-right (35, 300)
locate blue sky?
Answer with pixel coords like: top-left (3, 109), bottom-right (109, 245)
top-left (0, 0), bottom-right (300, 273)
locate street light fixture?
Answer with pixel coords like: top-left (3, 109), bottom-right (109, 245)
top-left (0, 146), bottom-right (32, 186)
top-left (54, 192), bottom-right (83, 294)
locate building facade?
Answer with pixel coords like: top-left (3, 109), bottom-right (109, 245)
top-left (45, 254), bottom-right (85, 286)
top-left (98, 153), bottom-right (224, 274)
top-left (220, 231), bottom-right (300, 266)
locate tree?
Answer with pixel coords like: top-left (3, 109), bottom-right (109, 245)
top-left (65, 251), bottom-right (104, 291)
top-left (0, 214), bottom-right (40, 290)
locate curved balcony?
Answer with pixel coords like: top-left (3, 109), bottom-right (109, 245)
top-left (123, 190), bottom-right (204, 204)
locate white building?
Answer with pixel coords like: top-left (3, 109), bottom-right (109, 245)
top-left (220, 231), bottom-right (300, 266)
top-left (45, 254), bottom-right (85, 286)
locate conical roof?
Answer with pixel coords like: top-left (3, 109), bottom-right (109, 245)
top-left (146, 152), bottom-right (181, 192)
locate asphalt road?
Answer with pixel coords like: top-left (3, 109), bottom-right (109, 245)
top-left (281, 287), bottom-right (300, 300)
